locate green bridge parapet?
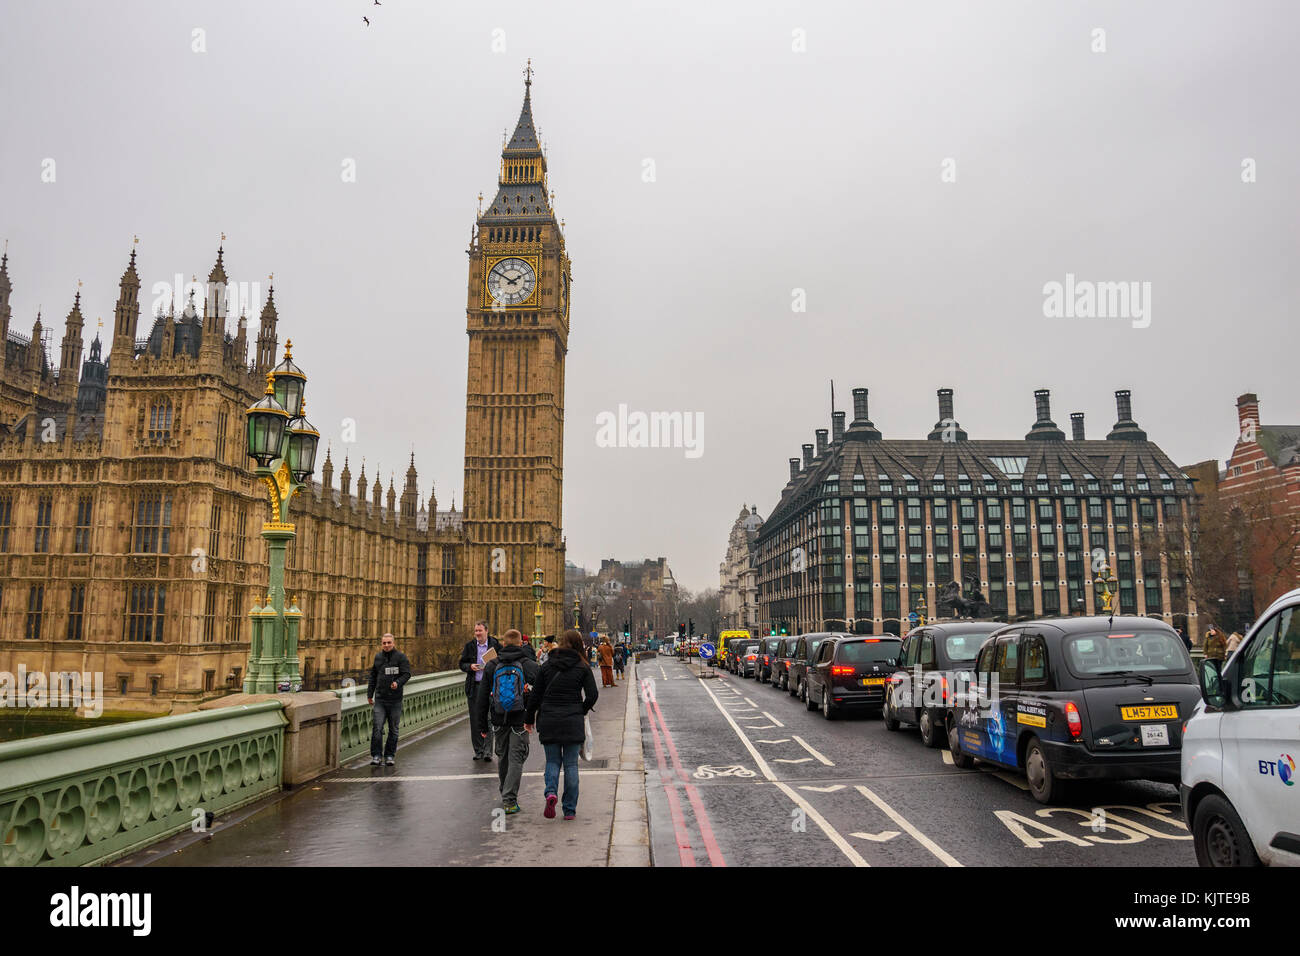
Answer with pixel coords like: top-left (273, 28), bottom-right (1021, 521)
top-left (0, 702), bottom-right (287, 867)
top-left (333, 670), bottom-right (467, 762)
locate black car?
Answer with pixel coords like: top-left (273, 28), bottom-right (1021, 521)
top-left (883, 622), bottom-right (1004, 747)
top-left (729, 639), bottom-right (760, 676)
top-left (755, 637), bottom-right (783, 683)
top-left (786, 633), bottom-right (836, 702)
top-left (946, 616), bottom-right (1202, 804)
top-left (770, 636), bottom-right (800, 691)
top-left (803, 636), bottom-right (903, 718)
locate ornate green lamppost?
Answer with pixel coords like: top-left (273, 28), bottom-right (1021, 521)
top-left (243, 340), bottom-right (319, 693)
top-left (531, 567), bottom-right (545, 648)
top-left (573, 596), bottom-right (581, 632)
top-left (1094, 560), bottom-right (1120, 615)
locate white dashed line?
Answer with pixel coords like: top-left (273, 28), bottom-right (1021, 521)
top-left (798, 784), bottom-right (846, 793)
top-left (697, 678), bottom-right (868, 867)
top-left (761, 712), bottom-right (785, 727)
top-left (791, 735), bottom-right (833, 766)
top-left (854, 785), bottom-right (963, 867)
top-left (754, 739), bottom-right (791, 744)
top-left (773, 757), bottom-right (813, 764)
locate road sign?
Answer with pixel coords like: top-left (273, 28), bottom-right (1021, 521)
top-left (908, 612), bottom-right (918, 623)
top-left (699, 642), bottom-right (716, 660)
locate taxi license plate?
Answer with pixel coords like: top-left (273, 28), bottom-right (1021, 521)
top-left (1140, 724), bottom-right (1169, 747)
top-left (861, 678), bottom-right (886, 687)
top-left (1120, 704), bottom-right (1178, 721)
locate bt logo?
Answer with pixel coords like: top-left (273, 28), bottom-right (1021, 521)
top-left (1258, 754), bottom-right (1295, 785)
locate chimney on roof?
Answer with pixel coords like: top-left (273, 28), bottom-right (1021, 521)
top-left (832, 410), bottom-right (846, 442)
top-left (1070, 412), bottom-right (1085, 441)
top-left (815, 428), bottom-right (829, 457)
top-left (846, 386), bottom-right (882, 440)
top-left (1025, 388), bottom-right (1065, 441)
top-left (1236, 393), bottom-right (1259, 443)
top-left (928, 387), bottom-right (967, 441)
top-left (1106, 388), bottom-right (1148, 441)
top-left (802, 443), bottom-right (814, 469)
top-left (789, 457), bottom-right (801, 481)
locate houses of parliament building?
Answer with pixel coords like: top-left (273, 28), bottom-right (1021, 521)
top-left (0, 73), bottom-right (570, 712)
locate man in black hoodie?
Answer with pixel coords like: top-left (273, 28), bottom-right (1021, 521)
top-left (367, 633), bottom-right (411, 766)
top-left (473, 628), bottom-right (540, 813)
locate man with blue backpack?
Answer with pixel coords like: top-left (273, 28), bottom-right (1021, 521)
top-left (473, 628), bottom-right (540, 814)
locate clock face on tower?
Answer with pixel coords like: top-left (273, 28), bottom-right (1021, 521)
top-left (486, 257), bottom-right (537, 306)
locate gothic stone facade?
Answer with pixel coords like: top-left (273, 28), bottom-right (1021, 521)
top-left (720, 506), bottom-right (763, 632)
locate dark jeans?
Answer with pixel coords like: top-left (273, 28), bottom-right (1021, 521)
top-left (543, 742), bottom-right (581, 815)
top-left (495, 724), bottom-right (530, 803)
top-left (371, 698), bottom-right (402, 758)
top-left (467, 683), bottom-right (493, 757)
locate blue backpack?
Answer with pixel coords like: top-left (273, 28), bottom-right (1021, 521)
top-left (490, 661), bottom-right (526, 717)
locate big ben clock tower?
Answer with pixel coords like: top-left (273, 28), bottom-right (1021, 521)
top-left (462, 63), bottom-right (570, 638)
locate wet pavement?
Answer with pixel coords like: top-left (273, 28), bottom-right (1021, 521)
top-left (129, 662), bottom-right (647, 868)
top-left (639, 656), bottom-right (1197, 867)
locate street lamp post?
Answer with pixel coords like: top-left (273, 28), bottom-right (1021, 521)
top-left (1094, 560), bottom-right (1120, 615)
top-left (573, 596), bottom-right (581, 632)
top-left (243, 341), bottom-right (319, 693)
top-left (532, 567), bottom-right (545, 648)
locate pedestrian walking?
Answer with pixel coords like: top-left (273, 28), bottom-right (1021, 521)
top-left (366, 633), bottom-right (411, 766)
top-left (1226, 631), bottom-right (1243, 655)
top-left (538, 636), bottom-right (554, 667)
top-left (474, 628), bottom-right (540, 814)
top-left (525, 629), bottom-right (599, 821)
top-left (612, 643), bottom-right (625, 681)
top-left (598, 638), bottom-right (616, 687)
top-left (1204, 626), bottom-right (1227, 662)
top-left (1176, 627), bottom-right (1191, 652)
top-left (459, 621), bottom-right (502, 761)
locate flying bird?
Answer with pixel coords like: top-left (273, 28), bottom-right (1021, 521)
top-left (362, 15), bottom-right (369, 25)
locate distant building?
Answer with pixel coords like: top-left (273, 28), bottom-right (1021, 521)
top-left (1183, 393), bottom-right (1300, 620)
top-left (756, 387), bottom-right (1200, 639)
top-left (720, 505), bottom-right (763, 632)
top-left (567, 557), bottom-right (678, 638)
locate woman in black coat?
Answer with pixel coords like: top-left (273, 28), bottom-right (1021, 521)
top-left (524, 629), bottom-right (598, 820)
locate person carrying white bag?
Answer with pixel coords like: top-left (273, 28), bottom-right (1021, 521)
top-left (524, 629), bottom-right (599, 820)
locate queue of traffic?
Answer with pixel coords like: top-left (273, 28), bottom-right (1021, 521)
top-left (674, 594), bottom-right (1300, 869)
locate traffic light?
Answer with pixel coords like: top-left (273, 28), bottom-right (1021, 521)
top-left (678, 623), bottom-right (685, 638)
top-left (688, 618), bottom-right (695, 637)
top-left (770, 625), bottom-right (777, 636)
top-left (780, 621), bottom-right (788, 635)
top-left (624, 620), bottom-right (630, 638)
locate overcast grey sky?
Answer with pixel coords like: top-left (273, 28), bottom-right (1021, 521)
top-left (2, 0), bottom-right (1296, 591)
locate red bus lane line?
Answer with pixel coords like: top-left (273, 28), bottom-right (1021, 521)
top-left (698, 677), bottom-right (869, 867)
top-left (643, 694), bottom-right (697, 866)
top-left (647, 696), bottom-right (727, 867)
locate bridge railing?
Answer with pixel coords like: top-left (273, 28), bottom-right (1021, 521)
top-left (333, 670), bottom-right (466, 762)
top-left (0, 701), bottom-right (286, 867)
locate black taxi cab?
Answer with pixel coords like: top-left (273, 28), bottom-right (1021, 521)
top-left (946, 616), bottom-right (1201, 804)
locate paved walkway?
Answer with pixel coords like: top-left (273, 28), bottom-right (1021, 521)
top-left (124, 660), bottom-right (649, 867)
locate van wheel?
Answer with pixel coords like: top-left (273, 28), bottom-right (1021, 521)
top-left (1025, 739), bottom-right (1067, 805)
top-left (1193, 795), bottom-right (1261, 867)
top-left (822, 688), bottom-right (836, 720)
top-left (948, 716), bottom-right (974, 769)
top-left (919, 709), bottom-right (940, 748)
top-left (882, 696), bottom-right (900, 732)
top-left (804, 682), bottom-right (819, 711)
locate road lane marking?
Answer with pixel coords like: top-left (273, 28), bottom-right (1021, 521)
top-left (761, 712), bottom-right (785, 727)
top-left (980, 766), bottom-right (1030, 791)
top-left (754, 739), bottom-right (791, 744)
top-left (791, 735), bottom-right (833, 766)
top-left (643, 694), bottom-right (697, 866)
top-left (647, 696), bottom-right (728, 866)
top-left (941, 749), bottom-right (954, 765)
top-left (773, 757), bottom-right (813, 764)
top-left (744, 697), bottom-right (757, 707)
top-left (851, 830), bottom-right (901, 842)
top-left (799, 784), bottom-right (846, 793)
top-left (698, 678), bottom-right (868, 867)
top-left (853, 785), bottom-right (963, 867)
top-left (749, 724), bottom-right (776, 729)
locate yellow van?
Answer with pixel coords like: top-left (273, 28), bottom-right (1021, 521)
top-left (717, 630), bottom-right (753, 668)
